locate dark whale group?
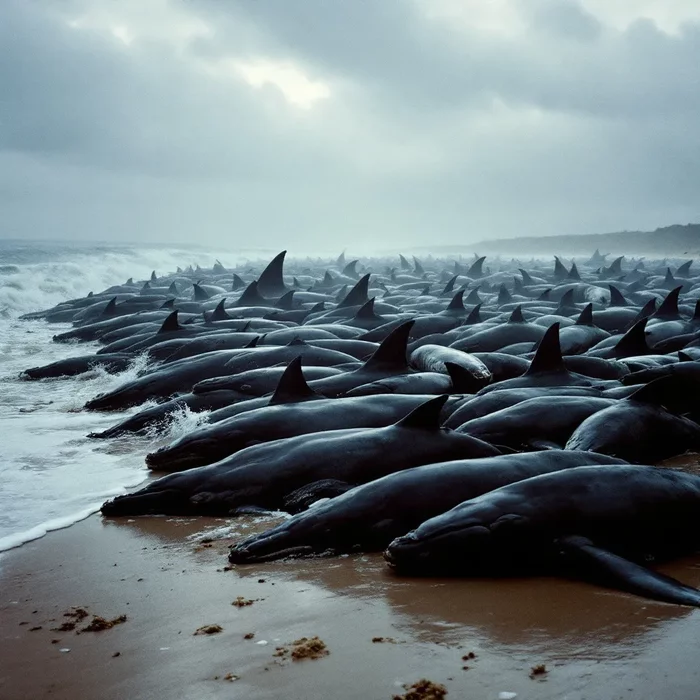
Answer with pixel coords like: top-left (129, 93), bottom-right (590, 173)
top-left (20, 249), bottom-right (700, 608)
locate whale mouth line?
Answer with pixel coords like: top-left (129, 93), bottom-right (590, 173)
top-left (228, 544), bottom-right (314, 564)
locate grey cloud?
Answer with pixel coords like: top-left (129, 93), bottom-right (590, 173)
top-left (0, 0), bottom-right (698, 248)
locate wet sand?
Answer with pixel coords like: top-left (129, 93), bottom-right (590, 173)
top-left (2, 510), bottom-right (700, 700)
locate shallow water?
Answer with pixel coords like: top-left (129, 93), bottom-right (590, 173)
top-left (0, 241), bottom-right (234, 552)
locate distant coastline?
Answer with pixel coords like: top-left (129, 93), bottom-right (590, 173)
top-left (408, 223), bottom-right (700, 257)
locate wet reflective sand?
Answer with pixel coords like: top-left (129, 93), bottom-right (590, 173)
top-left (2, 511), bottom-right (700, 700)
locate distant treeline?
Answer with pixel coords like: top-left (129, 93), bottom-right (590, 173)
top-left (418, 224), bottom-right (700, 257)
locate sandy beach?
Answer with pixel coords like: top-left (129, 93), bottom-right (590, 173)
top-left (2, 506), bottom-right (700, 700)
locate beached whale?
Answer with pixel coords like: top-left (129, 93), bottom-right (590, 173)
top-left (385, 465), bottom-right (700, 607)
top-left (228, 451), bottom-right (626, 563)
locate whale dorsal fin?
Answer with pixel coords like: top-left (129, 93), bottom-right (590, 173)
top-left (160, 299), bottom-right (175, 309)
top-left (269, 356), bottom-right (319, 405)
top-left (192, 283), bottom-right (210, 301)
top-left (608, 285), bottom-right (628, 307)
top-left (211, 299), bottom-right (230, 321)
top-left (444, 362), bottom-right (488, 392)
top-left (338, 274), bottom-right (370, 308)
top-left (103, 297), bottom-right (118, 317)
top-left (232, 274), bottom-right (246, 291)
top-left (537, 288), bottom-right (551, 302)
top-left (678, 351), bottom-right (693, 362)
top-left (168, 281), bottom-right (178, 295)
top-left (526, 323), bottom-right (565, 375)
top-left (519, 268), bottom-right (535, 286)
top-left (465, 286), bottom-right (481, 305)
top-left (413, 257), bottom-right (425, 276)
top-left (497, 284), bottom-right (512, 305)
top-left (354, 298), bottom-right (379, 320)
top-left (395, 395), bottom-right (449, 429)
top-left (677, 260), bottom-right (693, 277)
top-left (342, 260), bottom-right (359, 279)
top-left (568, 262), bottom-right (581, 281)
top-left (363, 320), bottom-right (414, 370)
top-left (628, 298), bottom-right (656, 327)
top-left (464, 303), bottom-right (482, 325)
top-left (244, 335), bottom-right (261, 349)
top-left (236, 280), bottom-right (267, 307)
top-left (399, 254), bottom-right (411, 271)
top-left (553, 256), bottom-right (568, 280)
top-left (628, 375), bottom-right (679, 406)
top-left (441, 275), bottom-right (458, 295)
top-left (150, 270), bottom-right (157, 282)
top-left (276, 290), bottom-right (296, 310)
top-left (309, 301), bottom-right (325, 313)
top-left (609, 256), bottom-right (624, 275)
top-left (653, 286), bottom-right (682, 320)
top-left (693, 300), bottom-right (700, 322)
top-left (257, 251), bottom-right (287, 297)
top-left (613, 317), bottom-right (649, 358)
top-left (508, 306), bottom-right (526, 323)
top-left (556, 289), bottom-right (575, 312)
top-left (445, 290), bottom-right (465, 313)
top-left (467, 256), bottom-right (486, 279)
top-left (575, 304), bottom-right (594, 326)
top-left (159, 310), bottom-right (181, 334)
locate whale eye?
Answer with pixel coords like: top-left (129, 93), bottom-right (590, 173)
top-left (489, 513), bottom-right (525, 535)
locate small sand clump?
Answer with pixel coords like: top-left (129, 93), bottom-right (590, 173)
top-left (530, 664), bottom-right (548, 678)
top-left (81, 615), bottom-right (127, 633)
top-left (274, 636), bottom-right (329, 661)
top-left (231, 596), bottom-right (255, 608)
top-left (393, 679), bottom-right (448, 700)
top-left (194, 624), bottom-right (223, 636)
top-left (291, 636), bottom-right (329, 660)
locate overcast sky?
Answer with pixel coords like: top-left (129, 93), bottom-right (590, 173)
top-left (1, 0), bottom-right (699, 250)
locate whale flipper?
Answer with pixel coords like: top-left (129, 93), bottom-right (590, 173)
top-left (557, 535), bottom-right (700, 607)
top-left (283, 479), bottom-right (355, 514)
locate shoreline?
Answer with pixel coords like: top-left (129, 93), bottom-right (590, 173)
top-left (3, 510), bottom-right (700, 699)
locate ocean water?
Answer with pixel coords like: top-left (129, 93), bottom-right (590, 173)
top-left (0, 240), bottom-right (239, 554)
